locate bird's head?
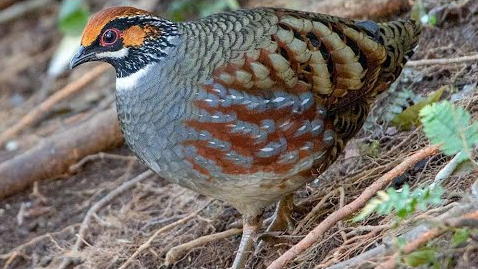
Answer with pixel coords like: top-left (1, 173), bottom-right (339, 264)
top-left (70, 7), bottom-right (178, 78)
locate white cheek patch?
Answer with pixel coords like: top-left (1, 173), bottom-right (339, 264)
top-left (116, 63), bottom-right (155, 92)
top-left (96, 47), bottom-right (129, 59)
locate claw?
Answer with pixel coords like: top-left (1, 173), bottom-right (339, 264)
top-left (255, 194), bottom-right (295, 255)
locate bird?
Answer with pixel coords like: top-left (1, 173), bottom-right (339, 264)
top-left (70, 6), bottom-right (421, 268)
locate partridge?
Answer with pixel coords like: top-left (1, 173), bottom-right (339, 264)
top-left (70, 6), bottom-right (421, 268)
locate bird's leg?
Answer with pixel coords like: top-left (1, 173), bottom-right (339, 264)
top-left (231, 214), bottom-right (262, 269)
top-left (255, 193), bottom-right (294, 253)
top-left (266, 193), bottom-right (295, 231)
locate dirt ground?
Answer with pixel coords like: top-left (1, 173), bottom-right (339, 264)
top-left (1, 0), bottom-right (478, 269)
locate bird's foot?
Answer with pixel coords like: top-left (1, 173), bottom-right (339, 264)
top-left (255, 193), bottom-right (295, 255)
top-left (230, 214), bottom-right (262, 269)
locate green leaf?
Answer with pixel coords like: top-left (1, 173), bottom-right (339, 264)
top-left (404, 248), bottom-right (437, 267)
top-left (429, 15), bottom-right (438, 26)
top-left (420, 100), bottom-right (478, 159)
top-left (58, 0), bottom-right (90, 36)
top-left (391, 86), bottom-right (445, 130)
top-left (451, 228), bottom-right (470, 246)
top-left (354, 184), bottom-right (443, 221)
top-left (353, 196), bottom-right (383, 221)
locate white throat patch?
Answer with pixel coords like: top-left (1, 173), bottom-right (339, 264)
top-left (96, 47), bottom-right (129, 59)
top-left (116, 63), bottom-right (155, 92)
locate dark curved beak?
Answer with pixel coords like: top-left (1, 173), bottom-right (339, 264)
top-left (70, 46), bottom-right (96, 69)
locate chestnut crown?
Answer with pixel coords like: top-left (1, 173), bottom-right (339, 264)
top-left (70, 7), bottom-right (179, 77)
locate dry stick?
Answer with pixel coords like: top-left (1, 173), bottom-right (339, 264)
top-left (266, 146), bottom-right (439, 269)
top-left (0, 108), bottom-right (123, 199)
top-left (57, 170), bottom-right (153, 269)
top-left (69, 152), bottom-right (137, 173)
top-left (118, 201), bottom-right (212, 269)
top-left (165, 228), bottom-right (242, 265)
top-left (0, 0), bottom-right (53, 24)
top-left (407, 54), bottom-right (478, 67)
top-left (326, 203), bottom-right (478, 269)
top-left (0, 223), bottom-right (80, 261)
top-left (376, 228), bottom-right (444, 269)
top-left (246, 0), bottom-right (412, 21)
top-left (313, 0), bottom-right (412, 20)
top-left (0, 64), bottom-right (110, 147)
top-left (377, 209), bottom-right (478, 269)
top-left (293, 190), bottom-right (338, 235)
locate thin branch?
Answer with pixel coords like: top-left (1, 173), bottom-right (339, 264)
top-left (376, 228), bottom-right (444, 269)
top-left (0, 108), bottom-right (124, 199)
top-left (377, 210), bottom-right (478, 269)
top-left (0, 0), bottom-right (53, 24)
top-left (0, 223), bottom-right (80, 261)
top-left (407, 54), bottom-right (478, 67)
top-left (327, 202), bottom-right (478, 269)
top-left (117, 201), bottom-right (212, 269)
top-left (165, 228), bottom-right (242, 265)
top-left (431, 151), bottom-right (467, 188)
top-left (0, 64), bottom-right (110, 147)
top-left (69, 152), bottom-right (137, 173)
top-left (267, 146), bottom-right (439, 269)
top-left (293, 189), bottom-right (339, 235)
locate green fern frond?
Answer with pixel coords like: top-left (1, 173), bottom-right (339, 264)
top-left (420, 101), bottom-right (478, 160)
top-left (354, 184), bottom-right (443, 222)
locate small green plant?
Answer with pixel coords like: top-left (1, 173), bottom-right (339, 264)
top-left (420, 100), bottom-right (478, 162)
top-left (58, 0), bottom-right (90, 36)
top-left (451, 228), bottom-right (470, 247)
top-left (354, 184), bottom-right (443, 221)
top-left (355, 98), bottom-right (477, 268)
top-left (357, 99), bottom-right (478, 221)
top-left (364, 83), bottom-right (422, 132)
top-left (391, 86), bottom-right (445, 130)
top-left (410, 0), bottom-right (438, 26)
top-left (48, 0), bottom-right (90, 78)
top-left (404, 248), bottom-right (438, 267)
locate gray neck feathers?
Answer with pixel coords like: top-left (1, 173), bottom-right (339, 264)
top-left (114, 41), bottom-right (196, 162)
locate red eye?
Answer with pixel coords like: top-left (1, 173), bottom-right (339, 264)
top-left (101, 28), bottom-right (120, 46)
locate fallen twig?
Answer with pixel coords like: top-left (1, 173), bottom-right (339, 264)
top-left (407, 54), bottom-right (478, 67)
top-left (57, 170), bottom-right (153, 269)
top-left (0, 0), bottom-right (53, 25)
top-left (327, 201), bottom-right (478, 269)
top-left (69, 152), bottom-right (137, 173)
top-left (0, 223), bottom-right (80, 261)
top-left (292, 189), bottom-right (338, 235)
top-left (267, 146), bottom-right (439, 269)
top-left (165, 228), bottom-right (242, 265)
top-left (118, 200), bottom-right (212, 269)
top-left (247, 0), bottom-right (412, 21)
top-left (0, 108), bottom-right (123, 199)
top-left (0, 64), bottom-right (110, 147)
top-left (431, 151), bottom-right (467, 188)
top-left (377, 209), bottom-right (478, 269)
top-left (376, 228), bottom-right (444, 269)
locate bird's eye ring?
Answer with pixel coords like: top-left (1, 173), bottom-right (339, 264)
top-left (101, 28), bottom-right (120, 46)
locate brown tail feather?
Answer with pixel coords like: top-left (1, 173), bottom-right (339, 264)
top-left (377, 20), bottom-right (422, 87)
